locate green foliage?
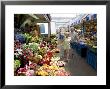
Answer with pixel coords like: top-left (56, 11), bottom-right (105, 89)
top-left (24, 33), bottom-right (32, 43)
top-left (28, 43), bottom-right (39, 53)
top-left (14, 60), bottom-right (21, 71)
top-left (22, 42), bottom-right (39, 53)
top-left (37, 47), bottom-right (46, 56)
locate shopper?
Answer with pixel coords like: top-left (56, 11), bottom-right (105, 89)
top-left (56, 31), bottom-right (60, 41)
top-left (57, 32), bottom-right (65, 60)
top-left (70, 28), bottom-right (78, 43)
top-left (69, 28), bottom-right (79, 59)
top-left (63, 32), bottom-right (70, 62)
top-left (56, 30), bottom-right (63, 45)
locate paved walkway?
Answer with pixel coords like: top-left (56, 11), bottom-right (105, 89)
top-left (64, 49), bottom-right (97, 76)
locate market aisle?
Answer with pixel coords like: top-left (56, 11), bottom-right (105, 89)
top-left (14, 14), bottom-right (97, 76)
top-left (64, 49), bottom-right (97, 76)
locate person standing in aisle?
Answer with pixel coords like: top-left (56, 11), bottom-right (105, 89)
top-left (63, 32), bottom-right (70, 62)
top-left (70, 28), bottom-right (78, 43)
top-left (56, 31), bottom-right (60, 41)
top-left (69, 28), bottom-right (79, 59)
top-left (56, 29), bottom-right (63, 47)
top-left (56, 31), bottom-right (65, 60)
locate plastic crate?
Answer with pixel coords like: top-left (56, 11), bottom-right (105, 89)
top-left (70, 42), bottom-right (87, 58)
top-left (70, 42), bottom-right (73, 49)
top-left (73, 42), bottom-right (77, 49)
top-left (70, 42), bottom-right (77, 49)
top-left (76, 43), bottom-right (87, 57)
top-left (87, 49), bottom-right (97, 70)
top-left (76, 44), bottom-right (80, 54)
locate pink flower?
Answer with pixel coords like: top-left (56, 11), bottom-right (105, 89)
top-left (17, 67), bottom-right (27, 74)
top-left (25, 70), bottom-right (35, 76)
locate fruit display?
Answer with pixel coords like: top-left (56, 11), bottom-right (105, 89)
top-left (70, 14), bottom-right (97, 50)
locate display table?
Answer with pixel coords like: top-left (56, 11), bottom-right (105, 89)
top-left (70, 42), bottom-right (97, 70)
top-left (86, 47), bottom-right (97, 70)
top-left (77, 42), bottom-right (87, 57)
top-left (70, 42), bottom-right (87, 58)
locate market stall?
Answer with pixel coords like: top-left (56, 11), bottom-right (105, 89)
top-left (14, 14), bottom-right (70, 76)
top-left (14, 13), bottom-right (97, 76)
top-left (70, 14), bottom-right (97, 70)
